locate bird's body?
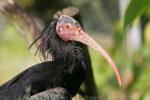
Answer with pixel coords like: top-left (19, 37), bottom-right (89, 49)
top-left (0, 20), bottom-right (88, 99)
top-left (0, 60), bottom-right (86, 99)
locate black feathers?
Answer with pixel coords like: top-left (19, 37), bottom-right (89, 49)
top-left (0, 19), bottom-right (88, 99)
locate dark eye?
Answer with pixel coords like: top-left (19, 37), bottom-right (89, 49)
top-left (66, 25), bottom-right (69, 28)
top-left (58, 29), bottom-right (61, 32)
top-left (65, 24), bottom-right (70, 29)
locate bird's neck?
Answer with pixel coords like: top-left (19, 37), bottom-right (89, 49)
top-left (53, 42), bottom-right (85, 62)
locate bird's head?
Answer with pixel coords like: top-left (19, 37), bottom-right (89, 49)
top-left (56, 15), bottom-right (122, 86)
top-left (56, 15), bottom-right (82, 41)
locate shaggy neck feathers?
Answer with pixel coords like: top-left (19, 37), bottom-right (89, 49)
top-left (38, 20), bottom-right (85, 63)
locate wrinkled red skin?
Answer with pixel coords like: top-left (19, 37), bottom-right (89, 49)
top-left (56, 15), bottom-right (82, 42)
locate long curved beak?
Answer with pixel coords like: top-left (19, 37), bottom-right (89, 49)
top-left (73, 30), bottom-right (122, 86)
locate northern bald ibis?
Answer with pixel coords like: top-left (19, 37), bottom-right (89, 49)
top-left (0, 15), bottom-right (122, 99)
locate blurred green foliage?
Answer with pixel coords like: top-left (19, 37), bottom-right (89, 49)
top-left (124, 0), bottom-right (150, 29)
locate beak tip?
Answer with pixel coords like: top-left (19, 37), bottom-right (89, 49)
top-left (118, 78), bottom-right (123, 87)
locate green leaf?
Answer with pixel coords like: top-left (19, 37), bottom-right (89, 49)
top-left (124, 0), bottom-right (150, 29)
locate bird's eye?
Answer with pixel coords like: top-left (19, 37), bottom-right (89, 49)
top-left (65, 24), bottom-right (71, 29)
top-left (66, 25), bottom-right (69, 28)
top-left (58, 29), bottom-right (61, 32)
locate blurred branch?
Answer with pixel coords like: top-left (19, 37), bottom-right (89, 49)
top-left (53, 6), bottom-right (79, 19)
top-left (0, 0), bottom-right (40, 46)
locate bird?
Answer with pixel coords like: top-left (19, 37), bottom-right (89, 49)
top-left (0, 15), bottom-right (122, 100)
